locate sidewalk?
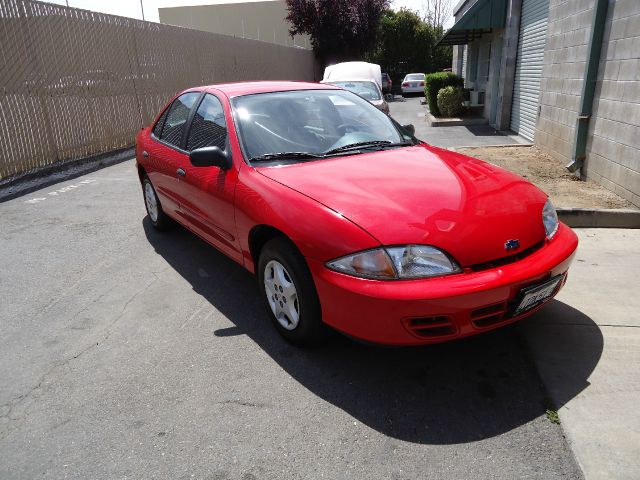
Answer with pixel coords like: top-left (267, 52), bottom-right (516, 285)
top-left (389, 96), bottom-right (529, 148)
top-left (519, 228), bottom-right (640, 479)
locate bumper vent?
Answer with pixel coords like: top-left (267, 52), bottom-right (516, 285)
top-left (471, 302), bottom-right (509, 328)
top-left (405, 316), bottom-right (455, 338)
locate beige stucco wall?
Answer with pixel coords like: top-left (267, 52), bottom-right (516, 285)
top-left (159, 1), bottom-right (310, 49)
top-left (535, 0), bottom-right (640, 206)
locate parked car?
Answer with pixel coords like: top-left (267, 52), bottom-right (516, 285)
top-left (381, 72), bottom-right (392, 94)
top-left (322, 79), bottom-right (389, 114)
top-left (136, 81), bottom-right (578, 346)
top-left (323, 61), bottom-right (382, 89)
top-left (401, 73), bottom-right (426, 96)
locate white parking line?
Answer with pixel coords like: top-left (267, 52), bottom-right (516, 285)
top-left (24, 178), bottom-right (97, 204)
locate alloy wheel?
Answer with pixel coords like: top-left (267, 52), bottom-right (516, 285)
top-left (264, 259), bottom-right (300, 330)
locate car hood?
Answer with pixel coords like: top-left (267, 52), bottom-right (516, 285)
top-left (256, 145), bottom-right (548, 267)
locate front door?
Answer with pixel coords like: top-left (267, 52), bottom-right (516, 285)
top-left (177, 93), bottom-right (242, 263)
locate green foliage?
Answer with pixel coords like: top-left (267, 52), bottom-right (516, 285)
top-left (365, 9), bottom-right (452, 88)
top-left (546, 409), bottom-right (561, 424)
top-left (425, 72), bottom-right (464, 117)
top-left (436, 86), bottom-right (463, 117)
top-left (285, 0), bottom-right (391, 62)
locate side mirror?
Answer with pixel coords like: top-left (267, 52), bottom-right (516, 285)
top-left (189, 146), bottom-right (231, 170)
top-left (402, 124), bottom-right (416, 136)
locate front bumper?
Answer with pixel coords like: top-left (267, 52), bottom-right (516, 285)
top-left (402, 86), bottom-right (424, 94)
top-left (309, 223), bottom-right (578, 345)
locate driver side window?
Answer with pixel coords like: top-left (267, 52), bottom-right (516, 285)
top-left (187, 94), bottom-right (228, 151)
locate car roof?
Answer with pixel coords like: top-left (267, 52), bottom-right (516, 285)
top-left (191, 81), bottom-right (340, 98)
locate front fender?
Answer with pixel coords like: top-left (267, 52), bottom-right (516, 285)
top-left (235, 167), bottom-right (380, 273)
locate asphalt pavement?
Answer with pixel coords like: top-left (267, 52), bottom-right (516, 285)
top-left (0, 161), bottom-right (587, 478)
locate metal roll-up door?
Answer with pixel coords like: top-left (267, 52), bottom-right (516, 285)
top-left (510, 0), bottom-right (549, 140)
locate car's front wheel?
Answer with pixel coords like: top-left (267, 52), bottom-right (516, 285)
top-left (258, 237), bottom-right (329, 346)
top-left (142, 175), bottom-right (172, 230)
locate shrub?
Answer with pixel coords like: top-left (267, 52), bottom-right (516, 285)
top-left (424, 72), bottom-right (464, 117)
top-left (437, 86), bottom-right (463, 118)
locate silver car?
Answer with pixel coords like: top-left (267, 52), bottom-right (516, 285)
top-left (401, 73), bottom-right (425, 96)
top-left (324, 80), bottom-right (390, 114)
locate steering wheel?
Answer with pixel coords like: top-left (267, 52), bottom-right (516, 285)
top-left (336, 123), bottom-right (367, 134)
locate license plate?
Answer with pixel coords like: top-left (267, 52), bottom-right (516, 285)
top-left (411, 83), bottom-right (417, 87)
top-left (512, 275), bottom-right (564, 316)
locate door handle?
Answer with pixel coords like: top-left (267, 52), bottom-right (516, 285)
top-left (142, 150), bottom-right (149, 158)
top-left (176, 168), bottom-right (186, 177)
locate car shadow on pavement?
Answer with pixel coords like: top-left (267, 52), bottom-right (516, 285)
top-left (143, 219), bottom-right (603, 445)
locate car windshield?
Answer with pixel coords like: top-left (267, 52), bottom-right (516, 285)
top-left (326, 81), bottom-right (381, 101)
top-left (406, 74), bottom-right (424, 81)
top-left (232, 89), bottom-right (409, 163)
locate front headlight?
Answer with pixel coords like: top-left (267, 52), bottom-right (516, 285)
top-left (542, 198), bottom-right (559, 239)
top-left (326, 245), bottom-right (461, 280)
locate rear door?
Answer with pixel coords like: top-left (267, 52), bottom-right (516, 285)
top-left (147, 92), bottom-right (201, 215)
top-left (178, 93), bottom-right (242, 262)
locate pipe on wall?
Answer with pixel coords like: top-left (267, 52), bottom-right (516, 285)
top-left (566, 0), bottom-right (610, 174)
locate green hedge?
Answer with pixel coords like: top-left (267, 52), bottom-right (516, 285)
top-left (437, 86), bottom-right (463, 118)
top-left (425, 72), bottom-right (464, 117)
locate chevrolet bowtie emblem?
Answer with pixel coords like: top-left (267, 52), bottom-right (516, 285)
top-left (504, 239), bottom-right (520, 251)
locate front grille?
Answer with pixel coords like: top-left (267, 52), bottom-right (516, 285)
top-left (468, 240), bottom-right (545, 272)
top-left (404, 316), bottom-right (456, 338)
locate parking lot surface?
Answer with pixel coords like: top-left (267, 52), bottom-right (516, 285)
top-left (391, 96), bottom-right (527, 148)
top-left (0, 161), bottom-right (586, 479)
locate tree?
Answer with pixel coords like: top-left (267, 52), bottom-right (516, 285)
top-left (422, 0), bottom-right (452, 29)
top-left (365, 9), bottom-right (452, 84)
top-left (285, 0), bottom-right (390, 63)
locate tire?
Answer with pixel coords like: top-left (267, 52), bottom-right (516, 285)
top-left (258, 237), bottom-right (329, 346)
top-left (142, 175), bottom-right (172, 231)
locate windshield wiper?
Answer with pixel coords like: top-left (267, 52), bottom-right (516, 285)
top-left (249, 152), bottom-right (325, 163)
top-left (324, 141), bottom-right (412, 155)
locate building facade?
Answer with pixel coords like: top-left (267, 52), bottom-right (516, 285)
top-left (442, 0), bottom-right (640, 207)
top-left (158, 0), bottom-right (310, 49)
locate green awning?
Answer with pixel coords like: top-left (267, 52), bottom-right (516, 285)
top-left (436, 0), bottom-right (508, 46)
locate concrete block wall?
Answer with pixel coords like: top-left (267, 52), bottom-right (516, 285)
top-left (535, 0), bottom-right (640, 206)
top-left (585, 0), bottom-right (640, 206)
top-left (535, 0), bottom-right (594, 163)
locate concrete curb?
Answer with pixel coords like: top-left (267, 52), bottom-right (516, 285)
top-left (426, 112), bottom-right (488, 127)
top-left (0, 148), bottom-right (134, 203)
top-left (557, 208), bottom-right (640, 228)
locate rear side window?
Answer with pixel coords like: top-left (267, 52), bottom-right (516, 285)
top-left (159, 92), bottom-right (200, 148)
top-left (187, 94), bottom-right (228, 151)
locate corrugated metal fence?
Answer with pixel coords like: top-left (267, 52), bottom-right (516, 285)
top-left (0, 0), bottom-right (317, 180)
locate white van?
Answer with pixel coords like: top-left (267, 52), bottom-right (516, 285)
top-left (321, 62), bottom-right (389, 113)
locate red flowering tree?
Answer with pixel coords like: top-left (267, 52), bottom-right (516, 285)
top-left (285, 0), bottom-right (390, 62)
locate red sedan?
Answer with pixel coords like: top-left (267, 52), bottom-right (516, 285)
top-left (136, 81), bottom-right (578, 346)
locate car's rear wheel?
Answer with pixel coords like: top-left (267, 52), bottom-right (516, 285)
top-left (258, 237), bottom-right (329, 346)
top-left (142, 175), bottom-right (172, 230)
